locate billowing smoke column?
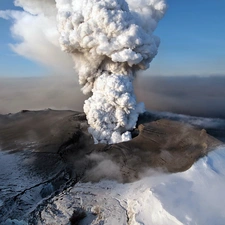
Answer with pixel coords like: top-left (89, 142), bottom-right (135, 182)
top-left (56, 0), bottom-right (166, 144)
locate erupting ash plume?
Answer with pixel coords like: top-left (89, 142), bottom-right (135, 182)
top-left (56, 0), bottom-right (167, 144)
top-left (0, 0), bottom-right (166, 144)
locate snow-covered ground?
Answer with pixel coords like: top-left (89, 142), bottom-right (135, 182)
top-left (1, 112), bottom-right (225, 225)
top-left (38, 145), bottom-right (225, 225)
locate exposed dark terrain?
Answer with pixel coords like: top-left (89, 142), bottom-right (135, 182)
top-left (0, 109), bottom-right (224, 223)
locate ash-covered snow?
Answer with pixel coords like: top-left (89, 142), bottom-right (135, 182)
top-left (38, 146), bottom-right (225, 225)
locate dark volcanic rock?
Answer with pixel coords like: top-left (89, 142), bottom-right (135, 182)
top-left (99, 119), bottom-right (221, 180)
top-left (0, 109), bottom-right (223, 223)
top-left (0, 109), bottom-right (222, 176)
top-left (0, 109), bottom-right (90, 222)
top-left (0, 109), bottom-right (87, 153)
top-left (0, 109), bottom-right (222, 179)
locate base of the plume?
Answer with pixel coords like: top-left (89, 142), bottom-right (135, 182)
top-left (89, 129), bottom-right (133, 144)
top-left (83, 72), bottom-right (145, 144)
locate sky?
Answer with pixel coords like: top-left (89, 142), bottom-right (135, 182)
top-left (153, 0), bottom-right (225, 76)
top-left (0, 0), bottom-right (224, 77)
top-left (0, 1), bottom-right (45, 76)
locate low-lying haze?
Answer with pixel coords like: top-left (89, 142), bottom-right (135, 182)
top-left (1, 75), bottom-right (224, 119)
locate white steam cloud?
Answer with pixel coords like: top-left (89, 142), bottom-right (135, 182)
top-left (56, 0), bottom-right (167, 143)
top-left (0, 0), bottom-right (74, 74)
top-left (0, 0), bottom-right (167, 144)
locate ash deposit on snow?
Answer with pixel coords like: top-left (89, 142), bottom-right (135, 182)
top-left (55, 0), bottom-right (166, 144)
top-left (0, 109), bottom-right (224, 224)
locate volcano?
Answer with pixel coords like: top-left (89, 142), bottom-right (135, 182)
top-left (0, 109), bottom-right (224, 224)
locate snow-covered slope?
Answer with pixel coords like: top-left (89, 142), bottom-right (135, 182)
top-left (1, 110), bottom-right (225, 225)
top-left (38, 146), bottom-right (225, 225)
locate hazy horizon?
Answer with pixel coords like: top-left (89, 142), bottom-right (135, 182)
top-left (1, 74), bottom-right (224, 119)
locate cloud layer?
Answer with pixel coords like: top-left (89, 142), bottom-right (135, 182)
top-left (135, 75), bottom-right (225, 119)
top-left (1, 75), bottom-right (225, 119)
